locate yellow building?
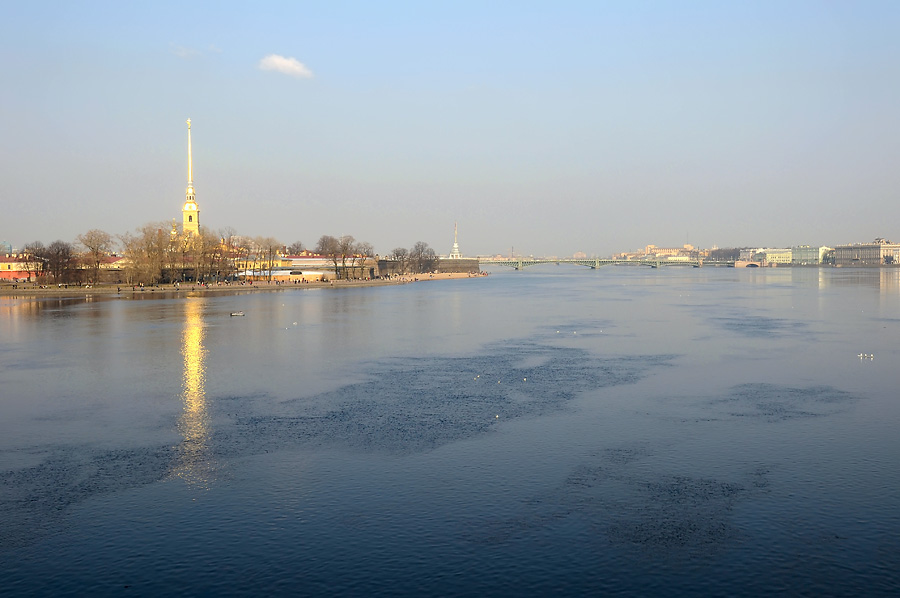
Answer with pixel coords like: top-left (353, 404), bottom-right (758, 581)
top-left (761, 248), bottom-right (792, 264)
top-left (0, 255), bottom-right (43, 281)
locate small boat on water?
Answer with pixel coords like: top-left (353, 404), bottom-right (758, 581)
top-left (230, 311), bottom-right (245, 317)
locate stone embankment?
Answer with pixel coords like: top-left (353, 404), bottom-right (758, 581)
top-left (0, 272), bottom-right (487, 299)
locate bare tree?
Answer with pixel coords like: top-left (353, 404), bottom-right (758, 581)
top-left (409, 241), bottom-right (438, 274)
top-left (316, 235), bottom-right (342, 280)
top-left (22, 241), bottom-right (46, 282)
top-left (176, 233), bottom-right (196, 281)
top-left (198, 230), bottom-right (229, 282)
top-left (120, 223), bottom-right (173, 284)
top-left (336, 235), bottom-right (358, 279)
top-left (353, 242), bottom-right (375, 279)
top-left (315, 235), bottom-right (372, 279)
top-left (221, 226), bottom-right (238, 279)
top-left (77, 229), bottom-right (114, 283)
top-left (389, 247), bottom-right (409, 274)
top-left (255, 236), bottom-right (282, 281)
top-left (230, 236), bottom-right (256, 280)
top-left (46, 240), bottom-right (75, 283)
top-left (287, 241), bottom-right (305, 255)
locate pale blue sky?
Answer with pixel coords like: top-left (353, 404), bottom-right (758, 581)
top-left (2, 1), bottom-right (899, 256)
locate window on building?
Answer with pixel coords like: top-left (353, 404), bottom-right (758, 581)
top-left (189, 216), bottom-right (193, 222)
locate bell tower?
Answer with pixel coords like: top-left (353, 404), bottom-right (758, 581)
top-left (449, 222), bottom-right (462, 259)
top-left (182, 118), bottom-right (200, 237)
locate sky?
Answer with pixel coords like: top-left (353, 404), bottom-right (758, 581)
top-left (2, 1), bottom-right (900, 257)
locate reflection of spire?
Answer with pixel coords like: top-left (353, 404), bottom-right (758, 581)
top-left (173, 298), bottom-right (215, 488)
top-left (449, 221), bottom-right (462, 259)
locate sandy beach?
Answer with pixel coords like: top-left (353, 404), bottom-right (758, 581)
top-left (0, 272), bottom-right (486, 299)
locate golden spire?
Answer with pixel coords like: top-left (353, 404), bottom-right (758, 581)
top-left (182, 119), bottom-right (200, 237)
top-left (186, 118), bottom-right (194, 197)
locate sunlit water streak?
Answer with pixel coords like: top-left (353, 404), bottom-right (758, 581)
top-left (172, 298), bottom-right (216, 489)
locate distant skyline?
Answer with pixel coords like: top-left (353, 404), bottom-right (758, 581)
top-left (2, 1), bottom-right (900, 256)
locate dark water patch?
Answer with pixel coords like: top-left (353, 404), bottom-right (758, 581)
top-left (1, 342), bottom-right (676, 549)
top-left (219, 342), bottom-right (676, 456)
top-left (709, 383), bottom-right (857, 422)
top-left (604, 475), bottom-right (751, 550)
top-left (710, 314), bottom-right (809, 339)
top-left (465, 441), bottom-right (770, 557)
top-left (0, 445), bottom-right (178, 548)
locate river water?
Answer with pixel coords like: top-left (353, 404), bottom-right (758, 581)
top-left (1, 266), bottom-right (899, 596)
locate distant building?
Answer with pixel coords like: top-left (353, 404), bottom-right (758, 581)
top-left (98, 256), bottom-right (127, 270)
top-left (0, 241), bottom-right (12, 254)
top-left (739, 248), bottom-right (790, 265)
top-left (0, 255), bottom-right (43, 281)
top-left (792, 245), bottom-right (832, 265)
top-left (758, 248), bottom-right (792, 265)
top-left (644, 244), bottom-right (696, 258)
top-left (834, 238), bottom-right (900, 266)
top-left (615, 244), bottom-right (706, 260)
top-left (448, 223), bottom-right (462, 259)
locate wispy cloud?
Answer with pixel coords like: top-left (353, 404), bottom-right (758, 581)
top-left (258, 54), bottom-right (314, 78)
top-left (171, 44), bottom-right (200, 59)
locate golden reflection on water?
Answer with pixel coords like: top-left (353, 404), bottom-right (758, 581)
top-left (173, 298), bottom-right (216, 488)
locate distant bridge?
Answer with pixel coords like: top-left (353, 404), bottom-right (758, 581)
top-left (478, 258), bottom-right (710, 270)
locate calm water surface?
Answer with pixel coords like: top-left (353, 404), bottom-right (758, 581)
top-left (2, 267), bottom-right (899, 596)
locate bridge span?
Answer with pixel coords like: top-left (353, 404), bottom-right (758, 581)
top-left (478, 257), bottom-right (706, 270)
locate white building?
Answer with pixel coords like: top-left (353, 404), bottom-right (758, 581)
top-left (834, 238), bottom-right (900, 266)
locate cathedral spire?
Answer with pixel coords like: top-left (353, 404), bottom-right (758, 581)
top-left (187, 119), bottom-right (193, 188)
top-left (182, 118), bottom-right (200, 237)
top-left (449, 222), bottom-right (462, 259)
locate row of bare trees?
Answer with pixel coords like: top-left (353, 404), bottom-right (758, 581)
top-left (234, 236), bottom-right (283, 281)
top-left (315, 235), bottom-right (375, 280)
top-left (22, 240), bottom-right (78, 283)
top-left (387, 242), bottom-right (439, 274)
top-left (19, 229), bottom-right (115, 284)
top-left (118, 223), bottom-right (234, 284)
top-left (18, 226), bottom-right (235, 285)
top-left (17, 225), bottom-right (438, 285)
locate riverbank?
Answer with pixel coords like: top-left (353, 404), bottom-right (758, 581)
top-left (0, 271), bottom-right (487, 299)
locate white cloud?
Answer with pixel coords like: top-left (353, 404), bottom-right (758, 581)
top-left (171, 44), bottom-right (200, 59)
top-left (258, 54), bottom-right (313, 78)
